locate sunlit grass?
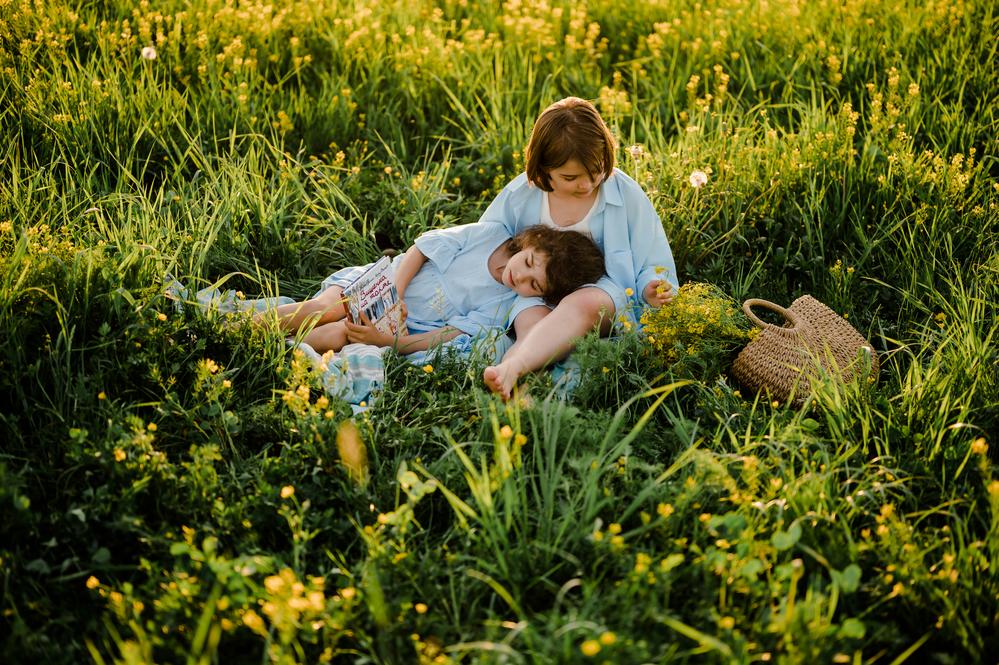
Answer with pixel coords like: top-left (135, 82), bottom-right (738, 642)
top-left (1, 0), bottom-right (997, 662)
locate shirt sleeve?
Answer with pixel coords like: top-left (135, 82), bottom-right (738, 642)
top-left (475, 173), bottom-right (530, 235)
top-left (413, 223), bottom-right (482, 273)
top-left (445, 297), bottom-right (519, 337)
top-left (627, 183), bottom-right (680, 296)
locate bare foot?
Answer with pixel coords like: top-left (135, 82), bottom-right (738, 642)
top-left (483, 362), bottom-right (523, 400)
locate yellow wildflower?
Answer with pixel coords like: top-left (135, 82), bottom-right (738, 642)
top-left (336, 420), bottom-right (369, 487)
top-left (414, 603), bottom-right (428, 614)
top-left (599, 631), bottom-right (617, 646)
top-left (242, 609), bottom-right (266, 635)
top-left (280, 485), bottom-right (295, 499)
top-left (580, 639), bottom-right (601, 657)
top-left (423, 364), bottom-right (433, 373)
top-left (86, 576), bottom-right (100, 589)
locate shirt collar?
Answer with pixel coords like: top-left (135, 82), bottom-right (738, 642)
top-left (600, 169), bottom-right (624, 207)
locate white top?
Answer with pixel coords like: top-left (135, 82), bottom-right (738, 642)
top-left (540, 191), bottom-right (595, 238)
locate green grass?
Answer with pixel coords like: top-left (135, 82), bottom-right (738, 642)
top-left (1, 0), bottom-right (998, 662)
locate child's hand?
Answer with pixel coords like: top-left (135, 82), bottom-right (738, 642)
top-left (344, 313), bottom-right (394, 347)
top-left (643, 280), bottom-right (674, 307)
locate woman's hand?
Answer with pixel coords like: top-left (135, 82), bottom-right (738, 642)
top-left (643, 280), bottom-right (674, 307)
top-left (344, 312), bottom-right (395, 347)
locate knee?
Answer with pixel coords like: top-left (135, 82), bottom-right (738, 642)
top-left (314, 286), bottom-right (345, 309)
top-left (564, 287), bottom-right (615, 319)
top-left (308, 321), bottom-right (347, 352)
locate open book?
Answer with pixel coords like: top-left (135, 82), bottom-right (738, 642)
top-left (342, 256), bottom-right (405, 336)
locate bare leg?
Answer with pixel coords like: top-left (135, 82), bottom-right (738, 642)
top-left (255, 286), bottom-right (347, 334)
top-left (302, 320), bottom-right (349, 354)
top-left (483, 287), bottom-right (614, 399)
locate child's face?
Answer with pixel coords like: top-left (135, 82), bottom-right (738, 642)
top-left (502, 247), bottom-right (549, 298)
top-left (548, 158), bottom-right (601, 198)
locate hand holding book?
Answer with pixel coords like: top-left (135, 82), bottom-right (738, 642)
top-left (341, 256), bottom-right (406, 336)
top-left (344, 301), bottom-right (409, 347)
top-left (344, 310), bottom-right (396, 347)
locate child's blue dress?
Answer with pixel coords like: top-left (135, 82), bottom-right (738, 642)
top-left (318, 223), bottom-right (518, 338)
top-left (166, 224), bottom-right (519, 412)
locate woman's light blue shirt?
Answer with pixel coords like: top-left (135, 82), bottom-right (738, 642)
top-left (476, 168), bottom-right (678, 326)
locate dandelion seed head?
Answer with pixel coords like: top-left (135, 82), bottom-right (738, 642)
top-left (688, 169), bottom-right (708, 188)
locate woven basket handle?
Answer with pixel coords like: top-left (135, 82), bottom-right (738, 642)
top-left (742, 298), bottom-right (805, 333)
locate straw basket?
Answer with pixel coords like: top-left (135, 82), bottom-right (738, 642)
top-left (731, 296), bottom-right (879, 404)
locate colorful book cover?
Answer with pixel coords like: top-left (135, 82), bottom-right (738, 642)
top-left (342, 256), bottom-right (405, 336)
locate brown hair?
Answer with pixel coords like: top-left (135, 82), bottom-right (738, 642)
top-left (524, 96), bottom-right (616, 192)
top-left (508, 225), bottom-right (606, 305)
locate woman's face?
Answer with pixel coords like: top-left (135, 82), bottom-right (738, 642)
top-left (548, 158), bottom-right (601, 198)
top-left (501, 247), bottom-right (549, 297)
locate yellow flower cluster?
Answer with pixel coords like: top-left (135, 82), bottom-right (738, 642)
top-left (639, 282), bottom-right (751, 366)
top-left (597, 73), bottom-right (632, 122)
top-left (249, 567), bottom-right (329, 640)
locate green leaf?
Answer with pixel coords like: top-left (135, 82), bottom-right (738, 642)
top-left (838, 618), bottom-right (866, 639)
top-left (832, 563), bottom-right (862, 593)
top-left (771, 522), bottom-right (802, 551)
top-left (800, 418), bottom-right (820, 432)
top-left (739, 558), bottom-right (765, 579)
top-left (25, 558), bottom-right (51, 574)
top-left (92, 547), bottom-right (111, 564)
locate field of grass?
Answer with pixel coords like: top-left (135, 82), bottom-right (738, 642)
top-left (2, 0), bottom-right (998, 662)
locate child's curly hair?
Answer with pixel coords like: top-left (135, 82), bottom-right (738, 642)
top-left (508, 226), bottom-right (606, 305)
